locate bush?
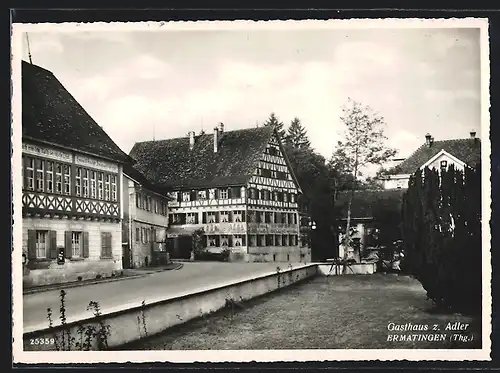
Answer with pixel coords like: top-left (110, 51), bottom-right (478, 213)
top-left (402, 164), bottom-right (481, 314)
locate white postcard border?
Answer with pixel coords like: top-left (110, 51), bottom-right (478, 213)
top-left (11, 17), bottom-right (492, 363)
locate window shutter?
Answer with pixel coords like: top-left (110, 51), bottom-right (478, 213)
top-left (242, 235), bottom-right (246, 246)
top-left (27, 230), bottom-right (36, 259)
top-left (190, 191), bottom-right (196, 201)
top-left (214, 189), bottom-right (219, 199)
top-left (228, 211), bottom-right (233, 222)
top-left (227, 188), bottom-right (232, 199)
top-left (106, 232), bottom-right (113, 258)
top-left (228, 235), bottom-right (233, 247)
top-left (82, 231), bottom-right (89, 258)
top-left (48, 230), bottom-right (57, 259)
top-left (64, 231), bottom-right (72, 258)
top-left (202, 212), bottom-right (207, 224)
top-left (136, 193), bottom-right (140, 208)
top-left (241, 211), bottom-right (246, 222)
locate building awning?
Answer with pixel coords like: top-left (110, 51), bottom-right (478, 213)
top-left (166, 226), bottom-right (200, 238)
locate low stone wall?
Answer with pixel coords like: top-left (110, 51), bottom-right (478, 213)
top-left (316, 262), bottom-right (377, 275)
top-left (23, 263), bottom-right (318, 351)
top-left (23, 259), bottom-right (122, 288)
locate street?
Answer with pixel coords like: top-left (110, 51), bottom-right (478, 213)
top-left (23, 262), bottom-right (299, 332)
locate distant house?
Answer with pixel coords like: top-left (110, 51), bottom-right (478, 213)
top-left (334, 189), bottom-right (406, 260)
top-left (380, 132), bottom-right (482, 190)
top-left (130, 123), bottom-right (310, 263)
top-left (21, 61), bottom-right (133, 287)
top-left (122, 164), bottom-right (173, 269)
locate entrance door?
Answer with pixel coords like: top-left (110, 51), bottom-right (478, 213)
top-left (122, 243), bottom-right (132, 269)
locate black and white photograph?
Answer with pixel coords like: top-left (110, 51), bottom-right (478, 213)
top-left (11, 18), bottom-right (491, 363)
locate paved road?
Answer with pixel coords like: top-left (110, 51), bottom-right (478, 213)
top-left (23, 262), bottom-right (300, 332)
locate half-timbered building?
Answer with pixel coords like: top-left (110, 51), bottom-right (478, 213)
top-left (130, 123), bottom-right (310, 263)
top-left (122, 164), bottom-right (172, 269)
top-left (21, 61), bottom-right (132, 287)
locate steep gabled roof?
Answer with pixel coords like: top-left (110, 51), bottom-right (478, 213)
top-left (130, 126), bottom-right (298, 191)
top-left (389, 138), bottom-right (481, 175)
top-left (123, 163), bottom-right (172, 199)
top-left (22, 60), bottom-right (132, 164)
top-left (335, 189), bottom-right (406, 220)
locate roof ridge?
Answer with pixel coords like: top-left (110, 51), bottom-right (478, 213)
top-left (133, 126), bottom-right (272, 146)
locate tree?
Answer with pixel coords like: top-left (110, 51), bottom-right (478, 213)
top-left (263, 112), bottom-right (286, 140)
top-left (330, 98), bottom-right (397, 255)
top-left (284, 144), bottom-right (336, 261)
top-left (402, 164), bottom-right (481, 314)
top-left (286, 117), bottom-right (311, 149)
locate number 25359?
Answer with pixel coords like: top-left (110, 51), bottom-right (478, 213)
top-left (30, 338), bottom-right (55, 345)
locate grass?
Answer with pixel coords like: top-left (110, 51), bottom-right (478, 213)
top-left (121, 274), bottom-right (482, 350)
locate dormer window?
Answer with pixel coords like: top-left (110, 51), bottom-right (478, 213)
top-left (219, 188), bottom-right (228, 199)
top-left (208, 188), bottom-right (216, 199)
top-left (198, 190), bottom-right (207, 199)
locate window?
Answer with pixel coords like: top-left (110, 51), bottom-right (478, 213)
top-left (82, 169), bottom-right (89, 198)
top-left (25, 157), bottom-right (34, 191)
top-left (233, 211), bottom-right (242, 222)
top-left (283, 193), bottom-right (288, 202)
top-left (35, 230), bottom-right (48, 258)
top-left (72, 232), bottom-right (82, 258)
top-left (234, 235), bottom-right (243, 246)
top-left (290, 193), bottom-right (296, 203)
top-left (55, 164), bottom-right (63, 194)
top-left (111, 175), bottom-right (117, 202)
top-left (97, 172), bottom-right (104, 200)
top-left (249, 188), bottom-right (256, 199)
top-left (207, 212), bottom-right (216, 223)
top-left (440, 160), bottom-right (448, 170)
top-left (198, 190), bottom-right (207, 199)
top-left (220, 235), bottom-right (229, 247)
top-left (45, 161), bottom-right (54, 193)
top-left (154, 199), bottom-right (158, 214)
top-left (75, 167), bottom-right (82, 196)
top-left (36, 159), bottom-right (44, 191)
top-left (182, 192), bottom-right (190, 202)
top-left (105, 174), bottom-right (111, 201)
top-left (135, 227), bottom-right (140, 242)
top-left (208, 236), bottom-right (217, 247)
top-left (208, 189), bottom-right (216, 199)
top-left (90, 171), bottom-right (97, 199)
top-left (101, 232), bottom-right (112, 259)
top-left (219, 188), bottom-right (228, 199)
top-left (220, 211), bottom-right (229, 222)
top-left (63, 164), bottom-right (71, 195)
top-left (186, 213), bottom-right (197, 224)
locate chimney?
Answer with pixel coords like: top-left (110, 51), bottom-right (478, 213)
top-left (425, 133), bottom-right (432, 147)
top-left (470, 130), bottom-right (476, 139)
top-left (213, 126), bottom-right (219, 153)
top-left (188, 131), bottom-right (195, 150)
top-left (219, 122), bottom-right (224, 133)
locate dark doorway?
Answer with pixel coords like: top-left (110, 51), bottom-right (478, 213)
top-left (122, 243), bottom-right (132, 269)
top-left (169, 236), bottom-right (192, 259)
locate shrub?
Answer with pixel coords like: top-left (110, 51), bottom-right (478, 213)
top-left (402, 164), bottom-right (481, 314)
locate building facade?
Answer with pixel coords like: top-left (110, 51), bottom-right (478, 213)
top-left (21, 61), bottom-right (132, 287)
top-left (130, 124), bottom-right (311, 263)
top-left (380, 132), bottom-right (482, 190)
top-left (122, 165), bottom-right (171, 268)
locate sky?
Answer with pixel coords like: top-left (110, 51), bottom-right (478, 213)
top-left (20, 24), bottom-right (482, 174)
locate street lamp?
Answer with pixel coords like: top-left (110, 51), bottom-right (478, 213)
top-left (308, 220), bottom-right (316, 230)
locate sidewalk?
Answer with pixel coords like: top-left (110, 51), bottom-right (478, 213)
top-left (22, 262), bottom-right (183, 295)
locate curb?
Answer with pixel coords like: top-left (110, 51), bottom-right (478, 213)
top-left (23, 263), bottom-right (184, 295)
